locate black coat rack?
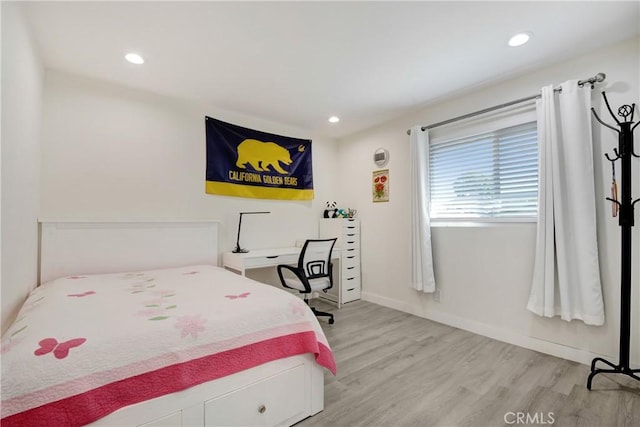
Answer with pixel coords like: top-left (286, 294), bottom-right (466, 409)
top-left (587, 92), bottom-right (640, 389)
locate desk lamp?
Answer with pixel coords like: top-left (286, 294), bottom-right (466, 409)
top-left (233, 211), bottom-right (270, 253)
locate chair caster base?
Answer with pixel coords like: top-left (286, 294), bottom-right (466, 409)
top-left (311, 307), bottom-right (334, 325)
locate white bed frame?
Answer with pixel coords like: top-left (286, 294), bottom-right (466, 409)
top-left (38, 220), bottom-right (325, 427)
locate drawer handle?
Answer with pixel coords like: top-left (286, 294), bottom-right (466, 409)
top-left (347, 256), bottom-right (355, 259)
top-left (347, 288), bottom-right (355, 291)
top-left (347, 277), bottom-right (354, 280)
top-left (266, 255), bottom-right (279, 259)
top-left (346, 234), bottom-right (355, 236)
top-left (347, 241), bottom-right (355, 244)
top-left (347, 248), bottom-right (355, 252)
top-left (347, 266), bottom-right (354, 270)
top-left (258, 404), bottom-right (266, 414)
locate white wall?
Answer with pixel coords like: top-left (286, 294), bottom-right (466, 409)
top-left (338, 37), bottom-right (640, 366)
top-left (1, 3), bottom-right (44, 333)
top-left (39, 71), bottom-right (340, 280)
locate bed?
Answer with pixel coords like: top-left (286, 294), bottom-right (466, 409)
top-left (1, 220), bottom-right (335, 426)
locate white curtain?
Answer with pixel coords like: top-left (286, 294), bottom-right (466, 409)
top-left (409, 125), bottom-right (436, 293)
top-left (527, 81), bottom-right (605, 325)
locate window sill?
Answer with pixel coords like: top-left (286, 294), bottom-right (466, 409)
top-left (430, 218), bottom-right (536, 227)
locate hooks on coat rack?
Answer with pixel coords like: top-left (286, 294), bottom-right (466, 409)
top-left (592, 93), bottom-right (640, 161)
top-left (605, 197), bottom-right (622, 209)
top-left (604, 148), bottom-right (621, 162)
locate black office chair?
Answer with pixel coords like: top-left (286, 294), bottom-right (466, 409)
top-left (277, 238), bottom-right (337, 324)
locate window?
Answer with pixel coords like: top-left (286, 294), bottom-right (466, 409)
top-left (429, 121), bottom-right (538, 220)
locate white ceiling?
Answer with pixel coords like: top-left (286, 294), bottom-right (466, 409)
top-left (22, 1), bottom-right (640, 139)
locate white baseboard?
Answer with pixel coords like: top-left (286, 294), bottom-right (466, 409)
top-left (361, 291), bottom-right (613, 367)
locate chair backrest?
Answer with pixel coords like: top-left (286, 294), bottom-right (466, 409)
top-left (298, 238), bottom-right (337, 280)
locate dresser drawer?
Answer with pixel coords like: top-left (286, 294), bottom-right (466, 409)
top-left (342, 264), bottom-right (359, 279)
top-left (342, 273), bottom-right (360, 288)
top-left (342, 257), bottom-right (359, 275)
top-left (342, 276), bottom-right (361, 303)
top-left (341, 237), bottom-right (359, 251)
top-left (139, 411), bottom-right (183, 427)
top-left (341, 247), bottom-right (360, 260)
top-left (342, 226), bottom-right (360, 238)
top-left (204, 364), bottom-right (305, 426)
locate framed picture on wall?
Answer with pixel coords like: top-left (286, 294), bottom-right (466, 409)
top-left (372, 169), bottom-right (389, 202)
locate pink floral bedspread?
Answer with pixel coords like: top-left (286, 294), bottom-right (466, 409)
top-left (1, 265), bottom-right (335, 426)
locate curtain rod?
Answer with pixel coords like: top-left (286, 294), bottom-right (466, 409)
top-left (406, 73), bottom-right (606, 135)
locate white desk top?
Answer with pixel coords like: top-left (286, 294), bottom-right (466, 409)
top-left (227, 246), bottom-right (301, 258)
top-left (222, 246), bottom-right (340, 273)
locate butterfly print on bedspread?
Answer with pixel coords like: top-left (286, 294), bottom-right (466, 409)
top-left (225, 292), bottom-right (250, 300)
top-left (34, 337), bottom-right (86, 359)
top-left (67, 291), bottom-right (96, 297)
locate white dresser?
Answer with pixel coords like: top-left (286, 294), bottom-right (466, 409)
top-left (319, 218), bottom-right (361, 305)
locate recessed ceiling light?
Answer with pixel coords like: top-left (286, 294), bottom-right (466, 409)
top-left (328, 116), bottom-right (340, 123)
top-left (508, 33), bottom-right (531, 47)
top-left (125, 53), bottom-right (144, 65)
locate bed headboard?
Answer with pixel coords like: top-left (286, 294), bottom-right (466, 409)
top-left (39, 220), bottom-right (219, 284)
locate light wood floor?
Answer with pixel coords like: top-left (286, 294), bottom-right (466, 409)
top-left (298, 300), bottom-right (640, 427)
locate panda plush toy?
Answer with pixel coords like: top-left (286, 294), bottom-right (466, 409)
top-left (323, 201), bottom-right (338, 218)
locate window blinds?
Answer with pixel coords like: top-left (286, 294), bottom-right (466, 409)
top-left (429, 121), bottom-right (538, 219)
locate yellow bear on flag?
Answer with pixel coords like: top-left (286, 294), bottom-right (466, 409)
top-left (236, 139), bottom-right (292, 175)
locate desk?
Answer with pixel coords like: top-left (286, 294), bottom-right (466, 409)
top-left (222, 247), bottom-right (342, 307)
